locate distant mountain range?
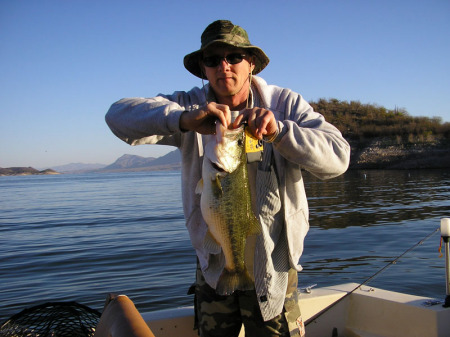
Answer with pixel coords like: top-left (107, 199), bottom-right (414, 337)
top-left (98, 150), bottom-right (181, 173)
top-left (52, 150), bottom-right (182, 173)
top-left (50, 162), bottom-right (107, 173)
top-left (1, 150), bottom-right (182, 176)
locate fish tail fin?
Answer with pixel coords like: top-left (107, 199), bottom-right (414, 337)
top-left (215, 267), bottom-right (254, 295)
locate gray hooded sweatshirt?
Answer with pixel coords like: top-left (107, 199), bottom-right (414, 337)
top-left (105, 76), bottom-right (350, 321)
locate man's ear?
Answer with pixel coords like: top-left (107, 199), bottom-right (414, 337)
top-left (249, 56), bottom-right (256, 73)
top-left (199, 60), bottom-right (206, 79)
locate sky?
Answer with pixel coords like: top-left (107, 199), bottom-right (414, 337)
top-left (1, 0), bottom-right (449, 169)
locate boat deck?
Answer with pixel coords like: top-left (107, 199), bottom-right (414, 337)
top-left (142, 283), bottom-right (450, 337)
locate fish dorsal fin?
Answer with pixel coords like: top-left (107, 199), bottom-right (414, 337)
top-left (203, 230), bottom-right (222, 254)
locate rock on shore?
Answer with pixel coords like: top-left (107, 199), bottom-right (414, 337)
top-left (349, 136), bottom-right (450, 169)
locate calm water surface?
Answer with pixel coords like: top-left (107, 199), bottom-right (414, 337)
top-left (0, 169), bottom-right (449, 322)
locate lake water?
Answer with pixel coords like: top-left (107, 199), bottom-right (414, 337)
top-left (1, 169), bottom-right (449, 322)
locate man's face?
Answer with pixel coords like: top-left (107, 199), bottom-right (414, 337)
top-left (201, 46), bottom-right (255, 103)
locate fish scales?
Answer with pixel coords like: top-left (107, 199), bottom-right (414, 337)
top-left (197, 124), bottom-right (260, 295)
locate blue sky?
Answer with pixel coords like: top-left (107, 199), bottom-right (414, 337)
top-left (1, 0), bottom-right (449, 168)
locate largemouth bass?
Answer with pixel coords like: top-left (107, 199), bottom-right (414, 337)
top-left (196, 123), bottom-right (260, 295)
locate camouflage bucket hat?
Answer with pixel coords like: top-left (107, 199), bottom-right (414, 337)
top-left (184, 20), bottom-right (270, 79)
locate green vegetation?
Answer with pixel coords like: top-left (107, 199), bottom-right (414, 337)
top-left (310, 98), bottom-right (450, 141)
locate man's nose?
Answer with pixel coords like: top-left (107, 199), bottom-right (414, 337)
top-left (218, 58), bottom-right (231, 71)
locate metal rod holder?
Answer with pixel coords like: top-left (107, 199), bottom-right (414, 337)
top-left (441, 218), bottom-right (450, 308)
top-left (444, 238), bottom-right (450, 308)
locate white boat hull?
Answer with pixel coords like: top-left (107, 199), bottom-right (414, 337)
top-left (142, 283), bottom-right (450, 337)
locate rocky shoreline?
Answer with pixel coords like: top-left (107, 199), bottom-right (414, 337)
top-left (0, 167), bottom-right (59, 176)
top-left (348, 136), bottom-right (450, 169)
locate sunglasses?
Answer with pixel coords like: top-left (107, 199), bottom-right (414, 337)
top-left (202, 53), bottom-right (247, 68)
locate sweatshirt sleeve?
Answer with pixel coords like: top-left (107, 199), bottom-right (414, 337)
top-left (105, 95), bottom-right (188, 148)
top-left (272, 89), bottom-right (350, 180)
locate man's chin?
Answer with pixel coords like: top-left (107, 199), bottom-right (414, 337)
top-left (215, 86), bottom-right (238, 97)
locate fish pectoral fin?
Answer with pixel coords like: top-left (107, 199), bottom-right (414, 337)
top-left (211, 174), bottom-right (223, 197)
top-left (203, 231), bottom-right (222, 254)
top-left (195, 179), bottom-right (204, 195)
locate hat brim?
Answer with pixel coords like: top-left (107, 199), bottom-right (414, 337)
top-left (183, 41), bottom-right (269, 79)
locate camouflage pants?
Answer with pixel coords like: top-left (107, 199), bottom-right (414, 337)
top-left (190, 265), bottom-right (304, 337)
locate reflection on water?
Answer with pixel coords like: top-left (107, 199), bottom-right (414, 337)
top-left (305, 170), bottom-right (449, 229)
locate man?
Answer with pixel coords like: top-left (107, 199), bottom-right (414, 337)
top-left (106, 20), bottom-right (350, 337)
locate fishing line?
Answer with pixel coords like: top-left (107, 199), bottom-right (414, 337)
top-left (304, 226), bottom-right (440, 326)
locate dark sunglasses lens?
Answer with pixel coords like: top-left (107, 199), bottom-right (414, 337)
top-left (226, 53), bottom-right (244, 64)
top-left (203, 54), bottom-right (245, 67)
top-left (203, 56), bottom-right (220, 67)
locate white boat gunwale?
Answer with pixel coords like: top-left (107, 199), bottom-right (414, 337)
top-left (142, 283), bottom-right (450, 337)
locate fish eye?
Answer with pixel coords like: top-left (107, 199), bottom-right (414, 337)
top-left (238, 139), bottom-right (243, 147)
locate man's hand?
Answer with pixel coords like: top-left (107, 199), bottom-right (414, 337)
top-left (233, 107), bottom-right (278, 140)
top-left (179, 102), bottom-right (232, 134)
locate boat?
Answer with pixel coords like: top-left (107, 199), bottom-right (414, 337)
top-left (140, 283), bottom-right (450, 337)
top-left (3, 283), bottom-right (448, 337)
